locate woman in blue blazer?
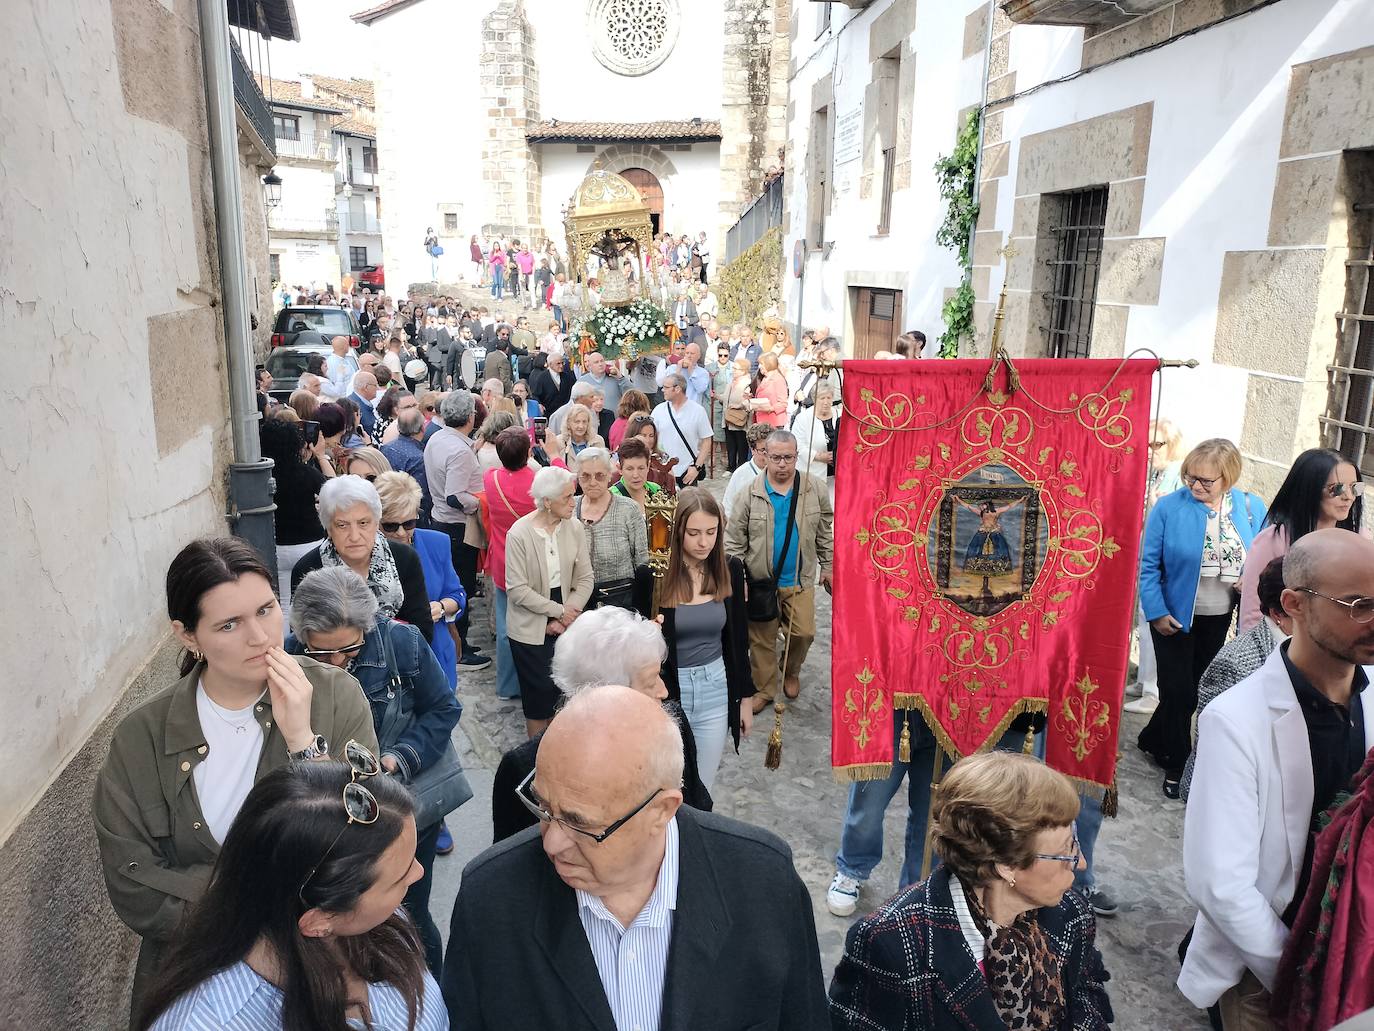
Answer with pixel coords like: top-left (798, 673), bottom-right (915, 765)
top-left (374, 472), bottom-right (467, 691)
top-left (1137, 438), bottom-right (1266, 798)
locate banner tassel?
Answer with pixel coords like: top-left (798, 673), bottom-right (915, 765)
top-left (764, 701), bottom-right (785, 770)
top-left (898, 709), bottom-right (911, 764)
top-left (1102, 778), bottom-right (1119, 819)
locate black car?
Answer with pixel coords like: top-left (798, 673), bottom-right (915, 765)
top-left (265, 340), bottom-right (333, 402)
top-left (271, 306), bottom-right (360, 349)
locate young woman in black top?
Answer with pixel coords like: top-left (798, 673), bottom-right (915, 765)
top-left (658, 487), bottom-right (753, 791)
top-left (260, 419), bottom-right (328, 616)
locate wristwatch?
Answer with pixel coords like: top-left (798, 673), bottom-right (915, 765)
top-left (288, 734), bottom-right (329, 762)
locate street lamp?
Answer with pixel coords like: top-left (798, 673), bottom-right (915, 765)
top-left (341, 182), bottom-right (353, 199)
top-left (262, 171), bottom-right (282, 209)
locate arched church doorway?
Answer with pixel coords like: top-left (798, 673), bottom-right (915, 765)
top-left (621, 168), bottom-right (664, 235)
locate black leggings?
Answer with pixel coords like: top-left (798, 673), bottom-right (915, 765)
top-left (1138, 611), bottom-right (1232, 776)
top-left (726, 428), bottom-right (749, 471)
top-left (404, 819), bottom-right (443, 978)
top-left (434, 520), bottom-right (480, 647)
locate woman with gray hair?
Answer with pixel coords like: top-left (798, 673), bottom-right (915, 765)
top-left (503, 465), bottom-right (594, 737)
top-left (285, 565), bottom-right (460, 978)
top-left (289, 474), bottom-right (435, 643)
top-left (489, 606), bottom-right (713, 842)
top-left (573, 447), bottom-right (651, 615)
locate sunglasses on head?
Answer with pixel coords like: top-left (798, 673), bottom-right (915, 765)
top-left (381, 518), bottom-right (419, 533)
top-left (298, 741), bottom-right (382, 900)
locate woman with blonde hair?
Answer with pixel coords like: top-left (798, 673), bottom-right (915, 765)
top-left (345, 445), bottom-right (392, 483)
top-left (554, 404), bottom-right (605, 467)
top-left (288, 388), bottom-right (319, 423)
top-left (752, 351), bottom-right (789, 429)
top-left (1138, 437), bottom-right (1266, 797)
top-left (830, 751), bottom-right (1112, 1030)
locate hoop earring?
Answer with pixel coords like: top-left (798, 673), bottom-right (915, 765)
top-left (191, 648), bottom-right (203, 662)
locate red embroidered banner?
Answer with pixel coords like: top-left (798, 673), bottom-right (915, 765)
top-left (830, 359), bottom-right (1155, 789)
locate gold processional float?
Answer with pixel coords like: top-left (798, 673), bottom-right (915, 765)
top-left (562, 168), bottom-right (677, 606)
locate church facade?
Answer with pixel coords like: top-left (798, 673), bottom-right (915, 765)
top-left (352, 0), bottom-right (788, 291)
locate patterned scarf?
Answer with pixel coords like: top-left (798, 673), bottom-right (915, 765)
top-left (319, 532), bottom-right (404, 621)
top-left (1200, 493), bottom-right (1246, 584)
top-left (964, 880), bottom-right (1067, 1030)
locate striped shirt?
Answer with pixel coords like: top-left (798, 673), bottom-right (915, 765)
top-left (575, 817), bottom-right (680, 1031)
top-left (950, 875), bottom-right (988, 968)
top-left (148, 960), bottom-right (448, 1030)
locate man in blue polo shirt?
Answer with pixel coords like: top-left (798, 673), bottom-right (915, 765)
top-left (725, 429), bottom-right (834, 712)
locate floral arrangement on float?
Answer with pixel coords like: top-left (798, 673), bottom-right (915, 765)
top-left (573, 296), bottom-right (672, 360)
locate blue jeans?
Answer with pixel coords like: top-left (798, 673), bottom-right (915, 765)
top-left (835, 711), bottom-right (937, 889)
top-left (836, 715), bottom-right (1103, 892)
top-left (493, 587), bottom-right (520, 699)
top-left (678, 657), bottom-right (729, 792)
top-left (491, 277), bottom-right (504, 300)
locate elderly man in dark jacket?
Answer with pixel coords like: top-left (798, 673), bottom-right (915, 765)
top-left (443, 685), bottom-right (829, 1030)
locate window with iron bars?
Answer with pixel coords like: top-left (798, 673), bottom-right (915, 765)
top-left (1045, 186), bottom-right (1109, 359)
top-left (349, 246), bottom-right (369, 270)
top-left (1322, 199), bottom-right (1374, 476)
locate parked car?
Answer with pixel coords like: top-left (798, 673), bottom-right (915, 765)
top-left (265, 339), bottom-right (334, 402)
top-left (358, 265), bottom-right (385, 290)
top-left (271, 306), bottom-right (360, 350)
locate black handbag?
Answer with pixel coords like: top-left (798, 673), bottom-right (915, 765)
top-left (374, 623), bottom-right (473, 830)
top-left (590, 578), bottom-right (636, 611)
top-left (747, 480), bottom-right (800, 622)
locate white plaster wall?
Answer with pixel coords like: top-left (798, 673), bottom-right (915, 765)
top-left (783, 0), bottom-right (975, 352)
top-left (990, 0), bottom-right (1374, 449)
top-left (366, 0), bottom-right (727, 289)
top-left (0, 0), bottom-right (228, 841)
top-left (524, 0), bottom-right (724, 121)
top-left (538, 143), bottom-right (724, 245)
top-left (367, 3), bottom-right (489, 289)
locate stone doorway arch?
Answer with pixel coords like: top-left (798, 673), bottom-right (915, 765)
top-left (589, 144), bottom-right (678, 232)
top-left (621, 168), bottom-right (664, 234)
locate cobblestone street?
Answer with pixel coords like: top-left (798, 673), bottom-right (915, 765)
top-left (428, 459), bottom-right (1209, 1031)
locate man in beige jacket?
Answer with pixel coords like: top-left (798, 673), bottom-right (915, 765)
top-left (726, 428), bottom-right (834, 711)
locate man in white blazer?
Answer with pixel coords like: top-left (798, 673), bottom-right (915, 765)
top-left (1181, 529), bottom-right (1374, 1029)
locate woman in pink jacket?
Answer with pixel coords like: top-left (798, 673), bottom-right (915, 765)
top-left (1238, 447), bottom-right (1362, 630)
top-left (488, 243), bottom-right (507, 301)
top-left (751, 352), bottom-right (789, 429)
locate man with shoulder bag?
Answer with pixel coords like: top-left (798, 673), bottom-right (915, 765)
top-left (725, 428), bottom-right (833, 713)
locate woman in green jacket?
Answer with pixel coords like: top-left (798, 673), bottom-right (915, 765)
top-left (92, 537), bottom-right (376, 1027)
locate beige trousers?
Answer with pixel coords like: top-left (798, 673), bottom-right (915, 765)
top-left (746, 585), bottom-right (816, 701)
top-left (1219, 970), bottom-right (1275, 1031)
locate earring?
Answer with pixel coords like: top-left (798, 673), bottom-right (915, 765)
top-left (191, 648), bottom-right (203, 662)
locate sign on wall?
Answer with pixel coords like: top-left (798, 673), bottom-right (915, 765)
top-left (834, 107), bottom-right (863, 166)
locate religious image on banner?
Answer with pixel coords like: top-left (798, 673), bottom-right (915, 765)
top-left (830, 358), bottom-right (1157, 790)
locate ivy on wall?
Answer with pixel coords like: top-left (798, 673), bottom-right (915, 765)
top-left (934, 109), bottom-right (981, 357)
top-left (717, 225), bottom-right (784, 327)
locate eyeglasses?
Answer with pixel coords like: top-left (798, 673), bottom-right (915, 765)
top-left (1295, 587), bottom-right (1374, 624)
top-left (381, 518), bottom-right (419, 533)
top-left (766, 453), bottom-right (798, 464)
top-left (362, 474), bottom-right (378, 483)
top-left (298, 741), bottom-right (381, 900)
top-left (1034, 824), bottom-right (1081, 866)
top-left (1324, 481), bottom-right (1366, 499)
top-left (1184, 474), bottom-right (1220, 488)
top-left (1148, 440), bottom-right (1168, 450)
top-left (515, 768), bottom-right (663, 844)
top-left (300, 636), bottom-right (367, 660)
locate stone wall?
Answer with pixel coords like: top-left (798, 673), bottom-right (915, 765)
top-left (3, 0), bottom-right (242, 1023)
top-left (718, 0), bottom-right (790, 257)
top-left (480, 0), bottom-right (544, 242)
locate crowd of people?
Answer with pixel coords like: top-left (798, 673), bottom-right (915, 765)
top-left (93, 277), bottom-right (1374, 1031)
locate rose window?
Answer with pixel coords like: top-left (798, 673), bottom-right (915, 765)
top-left (588, 0), bottom-right (680, 76)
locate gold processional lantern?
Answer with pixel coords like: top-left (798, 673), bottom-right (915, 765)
top-left (645, 490), bottom-right (676, 617)
top-left (563, 168), bottom-right (655, 310)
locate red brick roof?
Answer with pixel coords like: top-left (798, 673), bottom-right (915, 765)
top-left (304, 75), bottom-right (376, 107)
top-left (526, 120), bottom-right (723, 143)
top-left (331, 115), bottom-right (377, 139)
top-left (254, 75), bottom-right (348, 114)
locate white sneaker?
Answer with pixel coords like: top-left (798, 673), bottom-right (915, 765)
top-left (1123, 694), bottom-right (1159, 714)
top-left (826, 872), bottom-right (861, 916)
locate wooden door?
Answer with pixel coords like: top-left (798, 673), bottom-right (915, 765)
top-left (621, 167), bottom-right (664, 235)
top-left (852, 287), bottom-right (903, 359)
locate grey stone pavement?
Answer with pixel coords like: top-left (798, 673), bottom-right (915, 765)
top-left (421, 285), bottom-right (1206, 1028)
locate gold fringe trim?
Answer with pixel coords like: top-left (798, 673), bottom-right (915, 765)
top-left (832, 762), bottom-right (896, 784)
top-left (764, 701), bottom-right (785, 770)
